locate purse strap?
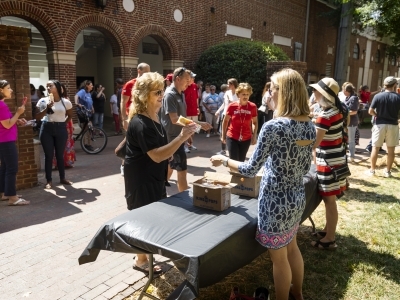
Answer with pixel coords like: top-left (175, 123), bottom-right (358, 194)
top-left (324, 155), bottom-right (348, 169)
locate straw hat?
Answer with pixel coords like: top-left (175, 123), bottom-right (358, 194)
top-left (310, 78), bottom-right (339, 104)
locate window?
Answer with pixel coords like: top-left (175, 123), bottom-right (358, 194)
top-left (375, 50), bottom-right (380, 63)
top-left (325, 63), bottom-right (332, 77)
top-left (390, 56), bottom-right (396, 66)
top-left (353, 44), bottom-right (359, 59)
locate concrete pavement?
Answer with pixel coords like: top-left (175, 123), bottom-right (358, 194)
top-left (0, 126), bottom-right (376, 300)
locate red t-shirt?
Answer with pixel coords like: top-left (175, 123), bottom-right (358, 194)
top-left (121, 78), bottom-right (137, 116)
top-left (184, 83), bottom-right (198, 116)
top-left (359, 90), bottom-right (370, 104)
top-left (226, 102), bottom-right (257, 141)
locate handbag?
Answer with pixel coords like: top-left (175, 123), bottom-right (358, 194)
top-left (115, 137), bottom-right (126, 159)
top-left (324, 157), bottom-right (351, 181)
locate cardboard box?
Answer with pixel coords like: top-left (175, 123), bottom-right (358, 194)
top-left (192, 172), bottom-right (235, 211)
top-left (230, 171), bottom-right (262, 198)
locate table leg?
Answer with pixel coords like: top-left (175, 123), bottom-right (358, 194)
top-left (138, 254), bottom-right (160, 300)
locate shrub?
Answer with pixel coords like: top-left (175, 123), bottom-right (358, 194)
top-left (194, 40), bottom-right (290, 104)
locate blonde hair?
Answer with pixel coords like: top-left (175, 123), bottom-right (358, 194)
top-left (235, 82), bottom-right (253, 96)
top-left (270, 68), bottom-right (309, 117)
top-left (128, 72), bottom-right (164, 121)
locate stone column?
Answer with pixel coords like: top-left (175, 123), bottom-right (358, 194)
top-left (162, 60), bottom-right (184, 76)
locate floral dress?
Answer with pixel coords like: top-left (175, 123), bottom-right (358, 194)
top-left (238, 118), bottom-right (316, 249)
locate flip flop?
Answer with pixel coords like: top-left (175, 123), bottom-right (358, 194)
top-left (8, 198), bottom-right (30, 206)
top-left (311, 240), bottom-right (337, 250)
top-left (1, 194), bottom-right (22, 201)
top-left (133, 260), bottom-right (163, 275)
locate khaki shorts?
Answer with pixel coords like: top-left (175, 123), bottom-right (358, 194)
top-left (189, 116), bottom-right (198, 122)
top-left (371, 124), bottom-right (399, 147)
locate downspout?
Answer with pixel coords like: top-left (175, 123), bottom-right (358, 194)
top-left (303, 0), bottom-right (310, 62)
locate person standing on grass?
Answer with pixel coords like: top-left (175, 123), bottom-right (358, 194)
top-left (0, 80), bottom-right (29, 206)
top-left (366, 76), bottom-right (400, 178)
top-left (211, 69), bottom-right (315, 300)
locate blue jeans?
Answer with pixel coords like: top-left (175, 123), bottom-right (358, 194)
top-left (0, 141), bottom-right (18, 196)
top-left (348, 125), bottom-right (357, 158)
top-left (93, 113), bottom-right (104, 129)
top-left (40, 122), bottom-right (68, 182)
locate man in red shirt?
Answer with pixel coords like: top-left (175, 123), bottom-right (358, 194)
top-left (121, 62), bottom-right (150, 131)
top-left (184, 71), bottom-right (199, 152)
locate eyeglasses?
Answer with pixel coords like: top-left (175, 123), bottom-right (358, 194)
top-left (176, 67), bottom-right (186, 78)
top-left (154, 90), bottom-right (164, 96)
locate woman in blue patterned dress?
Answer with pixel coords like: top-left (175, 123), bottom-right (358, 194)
top-left (211, 69), bottom-right (315, 300)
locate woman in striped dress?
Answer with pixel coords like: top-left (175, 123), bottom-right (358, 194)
top-left (311, 78), bottom-right (347, 250)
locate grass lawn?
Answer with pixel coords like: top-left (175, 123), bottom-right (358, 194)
top-left (127, 153), bottom-right (400, 300)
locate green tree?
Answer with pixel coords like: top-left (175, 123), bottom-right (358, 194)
top-left (194, 40), bottom-right (289, 103)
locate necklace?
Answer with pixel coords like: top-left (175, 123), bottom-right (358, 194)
top-left (145, 111), bottom-right (165, 137)
top-left (238, 103), bottom-right (248, 141)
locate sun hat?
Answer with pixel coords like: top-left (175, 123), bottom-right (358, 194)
top-left (164, 73), bottom-right (173, 82)
top-left (383, 76), bottom-right (397, 86)
top-left (310, 77), bottom-right (340, 104)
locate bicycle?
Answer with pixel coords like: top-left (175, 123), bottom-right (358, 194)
top-left (74, 106), bottom-right (108, 154)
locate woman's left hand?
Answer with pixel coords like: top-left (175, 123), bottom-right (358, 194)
top-left (16, 118), bottom-right (27, 126)
top-left (251, 134), bottom-right (257, 145)
top-left (210, 155), bottom-right (226, 167)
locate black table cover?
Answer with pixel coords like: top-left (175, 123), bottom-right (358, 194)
top-left (79, 168), bottom-right (320, 299)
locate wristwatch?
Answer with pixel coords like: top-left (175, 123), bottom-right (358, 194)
top-left (223, 158), bottom-right (229, 167)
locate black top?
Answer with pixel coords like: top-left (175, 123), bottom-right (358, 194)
top-left (345, 94), bottom-right (359, 127)
top-left (92, 91), bottom-right (106, 113)
top-left (370, 91), bottom-right (400, 125)
top-left (124, 114), bottom-right (168, 210)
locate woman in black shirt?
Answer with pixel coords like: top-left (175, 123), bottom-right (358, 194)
top-left (92, 84), bottom-right (106, 129)
top-left (125, 72), bottom-right (196, 273)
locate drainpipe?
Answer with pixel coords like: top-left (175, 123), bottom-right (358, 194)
top-left (303, 0), bottom-right (310, 62)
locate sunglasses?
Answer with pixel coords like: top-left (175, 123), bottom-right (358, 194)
top-left (154, 90), bottom-right (164, 96)
top-left (176, 67), bottom-right (186, 78)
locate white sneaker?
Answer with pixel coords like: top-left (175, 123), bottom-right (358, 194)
top-left (383, 170), bottom-right (392, 178)
top-left (206, 133), bottom-right (210, 138)
top-left (189, 145), bottom-right (197, 150)
top-left (217, 150), bottom-right (226, 155)
top-left (184, 146), bottom-right (190, 153)
top-left (120, 165), bottom-right (124, 176)
top-left (365, 169), bottom-right (375, 176)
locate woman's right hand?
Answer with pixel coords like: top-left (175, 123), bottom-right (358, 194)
top-left (220, 136), bottom-right (226, 144)
top-left (16, 105), bottom-right (25, 115)
top-left (180, 123), bottom-right (197, 139)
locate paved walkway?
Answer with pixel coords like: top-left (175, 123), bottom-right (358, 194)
top-left (0, 126), bottom-right (376, 300)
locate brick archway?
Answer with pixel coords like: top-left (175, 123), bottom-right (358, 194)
top-left (130, 24), bottom-right (179, 60)
top-left (64, 14), bottom-right (127, 57)
top-left (0, 1), bottom-right (60, 51)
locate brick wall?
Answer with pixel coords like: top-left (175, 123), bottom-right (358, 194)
top-left (266, 61), bottom-right (308, 82)
top-left (0, 24), bottom-right (37, 189)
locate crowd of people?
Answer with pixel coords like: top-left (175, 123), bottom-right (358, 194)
top-left (1, 61), bottom-right (400, 299)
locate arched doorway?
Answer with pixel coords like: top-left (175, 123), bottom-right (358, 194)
top-left (137, 36), bottom-right (164, 74)
top-left (74, 27), bottom-right (114, 123)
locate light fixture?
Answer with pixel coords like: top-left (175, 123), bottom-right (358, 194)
top-left (95, 0), bottom-right (107, 10)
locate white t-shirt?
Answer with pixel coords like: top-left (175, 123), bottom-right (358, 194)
top-left (110, 94), bottom-right (119, 115)
top-left (201, 91), bottom-right (210, 110)
top-left (36, 97), bottom-right (72, 122)
top-left (222, 90), bottom-right (239, 115)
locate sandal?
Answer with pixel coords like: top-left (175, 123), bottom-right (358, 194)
top-left (45, 182), bottom-right (52, 189)
top-left (311, 240), bottom-right (337, 250)
top-left (60, 179), bottom-right (73, 185)
top-left (8, 198), bottom-right (30, 206)
top-left (311, 231), bottom-right (326, 239)
top-left (133, 260), bottom-right (163, 275)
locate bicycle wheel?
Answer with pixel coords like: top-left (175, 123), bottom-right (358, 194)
top-left (80, 126), bottom-right (108, 154)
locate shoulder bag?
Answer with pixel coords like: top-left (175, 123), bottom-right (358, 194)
top-left (115, 137), bottom-right (126, 159)
top-left (324, 156), bottom-right (351, 181)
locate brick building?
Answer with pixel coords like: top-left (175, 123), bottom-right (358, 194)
top-left (0, 0), bottom-right (399, 188)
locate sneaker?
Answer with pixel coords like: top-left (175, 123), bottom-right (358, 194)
top-left (365, 169), bottom-right (375, 176)
top-left (206, 133), bottom-right (210, 138)
top-left (379, 148), bottom-right (386, 154)
top-left (189, 145), bottom-right (197, 150)
top-left (217, 150), bottom-right (226, 155)
top-left (365, 147), bottom-right (372, 153)
top-left (184, 146), bottom-right (190, 153)
top-left (120, 165), bottom-right (124, 176)
top-left (383, 170), bottom-right (392, 178)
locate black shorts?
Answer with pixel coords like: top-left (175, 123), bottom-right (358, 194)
top-left (169, 143), bottom-right (187, 171)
